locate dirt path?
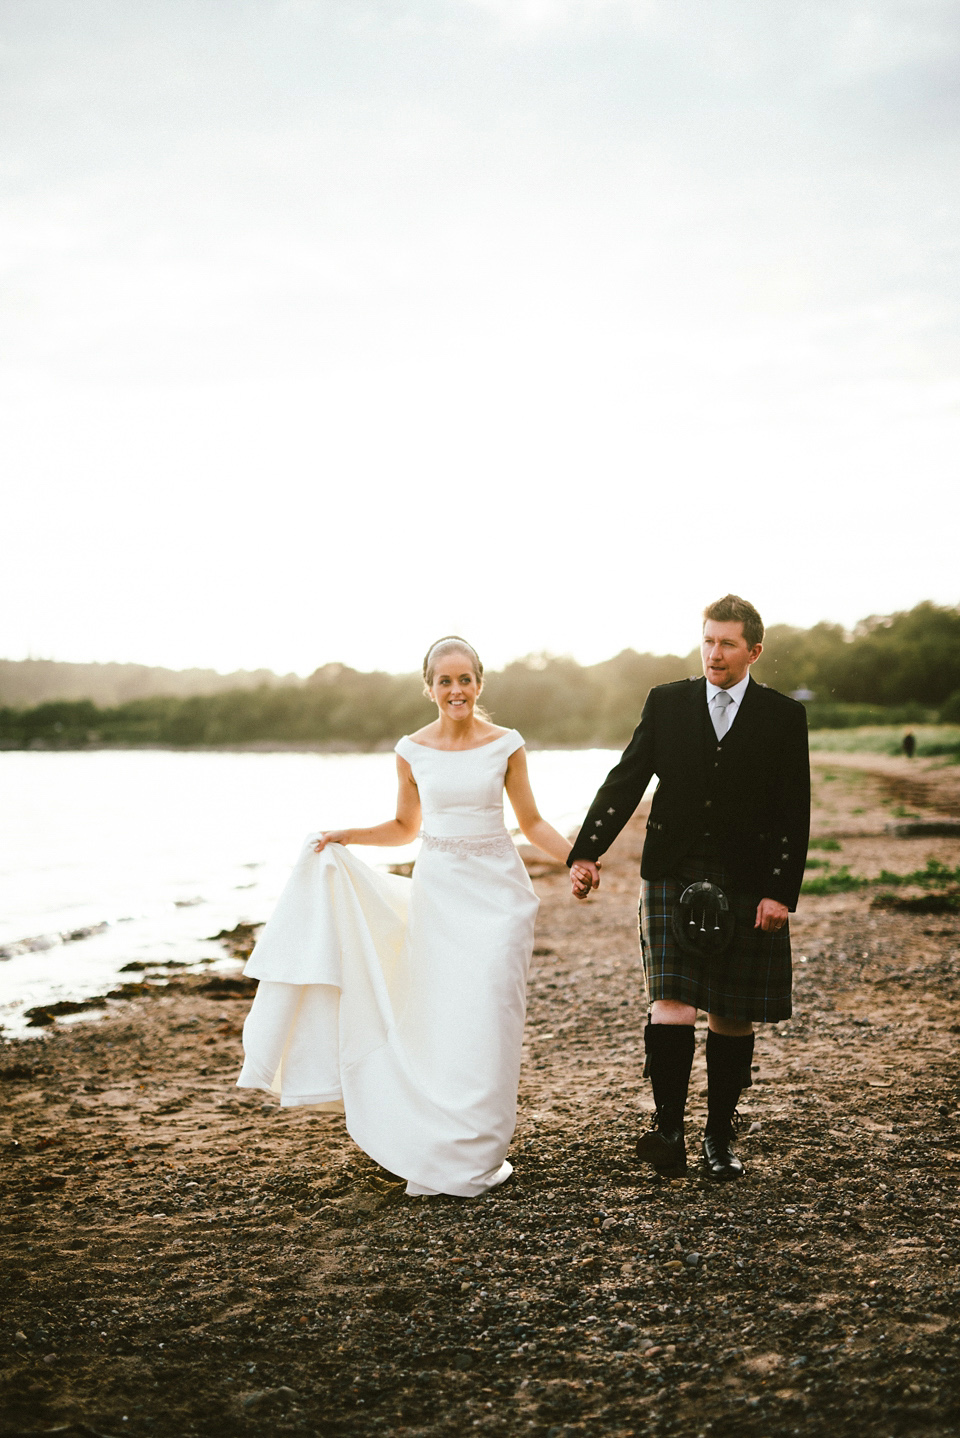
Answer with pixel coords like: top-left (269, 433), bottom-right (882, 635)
top-left (2, 761), bottom-right (959, 1438)
top-left (810, 748), bottom-right (960, 821)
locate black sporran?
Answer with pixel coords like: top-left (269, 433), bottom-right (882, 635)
top-left (671, 880), bottom-right (735, 959)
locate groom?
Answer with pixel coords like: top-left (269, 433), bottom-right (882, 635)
top-left (567, 595), bottom-right (810, 1181)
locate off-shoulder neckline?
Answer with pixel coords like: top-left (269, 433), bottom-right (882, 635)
top-left (400, 728), bottom-right (518, 754)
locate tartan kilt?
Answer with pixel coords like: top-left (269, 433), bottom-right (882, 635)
top-left (638, 850), bottom-right (792, 1023)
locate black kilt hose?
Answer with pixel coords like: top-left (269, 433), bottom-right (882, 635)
top-left (638, 849), bottom-right (792, 1022)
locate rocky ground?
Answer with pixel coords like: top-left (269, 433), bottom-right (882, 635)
top-left (1, 754), bottom-right (959, 1438)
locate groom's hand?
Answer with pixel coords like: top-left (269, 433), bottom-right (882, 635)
top-left (571, 860), bottom-right (601, 900)
top-left (755, 898), bottom-right (789, 932)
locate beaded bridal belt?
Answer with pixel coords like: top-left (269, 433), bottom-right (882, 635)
top-left (418, 830), bottom-right (516, 857)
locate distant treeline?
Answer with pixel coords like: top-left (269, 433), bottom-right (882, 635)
top-left (752, 602), bottom-right (960, 709)
top-left (0, 652), bottom-right (688, 750)
top-left (2, 602), bottom-right (959, 750)
top-left (0, 658), bottom-right (299, 709)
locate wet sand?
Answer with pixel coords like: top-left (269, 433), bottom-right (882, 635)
top-left (1, 756), bottom-right (959, 1437)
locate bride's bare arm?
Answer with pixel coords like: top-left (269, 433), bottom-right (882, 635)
top-left (504, 748), bottom-right (572, 865)
top-left (313, 756), bottom-right (422, 851)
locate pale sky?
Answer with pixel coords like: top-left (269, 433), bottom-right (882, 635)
top-left (2, 0), bottom-right (958, 675)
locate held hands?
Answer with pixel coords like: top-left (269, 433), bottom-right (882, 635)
top-left (313, 831), bottom-right (352, 853)
top-left (755, 898), bottom-right (789, 932)
top-left (571, 860), bottom-right (601, 901)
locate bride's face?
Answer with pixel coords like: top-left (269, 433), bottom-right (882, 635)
top-left (429, 652), bottom-right (481, 721)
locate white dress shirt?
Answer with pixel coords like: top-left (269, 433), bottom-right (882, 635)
top-left (705, 672), bottom-right (751, 734)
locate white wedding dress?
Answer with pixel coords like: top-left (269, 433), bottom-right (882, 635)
top-left (236, 729), bottom-right (540, 1197)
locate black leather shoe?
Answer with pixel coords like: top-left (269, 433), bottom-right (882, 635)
top-left (636, 1120), bottom-right (687, 1177)
top-left (701, 1133), bottom-right (745, 1182)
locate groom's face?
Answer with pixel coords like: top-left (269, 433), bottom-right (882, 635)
top-left (701, 620), bottom-right (763, 689)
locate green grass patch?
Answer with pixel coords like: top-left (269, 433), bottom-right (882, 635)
top-left (801, 866), bottom-right (869, 894)
top-left (804, 703), bottom-right (936, 730)
top-left (808, 837), bottom-right (842, 851)
top-left (801, 857), bottom-right (960, 896)
top-left (875, 858), bottom-right (960, 888)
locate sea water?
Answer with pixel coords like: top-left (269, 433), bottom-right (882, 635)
top-left (0, 747), bottom-right (621, 1034)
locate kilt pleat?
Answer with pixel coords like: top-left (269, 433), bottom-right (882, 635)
top-left (638, 851), bottom-right (792, 1022)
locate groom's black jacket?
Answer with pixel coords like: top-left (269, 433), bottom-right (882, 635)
top-left (567, 676), bottom-right (810, 910)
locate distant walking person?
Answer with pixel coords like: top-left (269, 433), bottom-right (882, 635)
top-left (902, 732), bottom-right (917, 759)
top-left (567, 596), bottom-right (810, 1182)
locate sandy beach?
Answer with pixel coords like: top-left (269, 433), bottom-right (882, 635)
top-left (2, 752), bottom-right (959, 1437)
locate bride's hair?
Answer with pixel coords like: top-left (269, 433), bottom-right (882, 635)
top-left (422, 636), bottom-right (484, 690)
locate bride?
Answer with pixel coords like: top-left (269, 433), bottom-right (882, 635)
top-left (236, 636), bottom-right (574, 1197)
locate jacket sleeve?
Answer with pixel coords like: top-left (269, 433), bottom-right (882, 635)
top-left (567, 690), bottom-right (658, 866)
top-left (763, 701), bottom-right (810, 910)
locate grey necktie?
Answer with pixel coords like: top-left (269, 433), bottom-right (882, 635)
top-left (711, 690), bottom-right (734, 740)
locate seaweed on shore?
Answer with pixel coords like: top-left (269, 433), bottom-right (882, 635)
top-left (23, 997), bottom-right (108, 1027)
top-left (208, 921), bottom-right (263, 960)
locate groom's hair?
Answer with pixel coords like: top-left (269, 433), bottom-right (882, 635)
top-left (702, 595), bottom-right (764, 649)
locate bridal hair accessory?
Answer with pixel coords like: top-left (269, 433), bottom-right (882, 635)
top-left (422, 635), bottom-right (484, 685)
